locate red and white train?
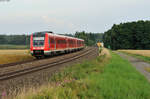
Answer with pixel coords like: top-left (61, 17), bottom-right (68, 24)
top-left (30, 31), bottom-right (84, 58)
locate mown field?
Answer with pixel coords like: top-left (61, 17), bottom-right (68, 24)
top-left (0, 45), bottom-right (34, 64)
top-left (118, 50), bottom-right (150, 63)
top-left (0, 50), bottom-right (34, 64)
top-left (118, 50), bottom-right (150, 57)
top-left (9, 49), bottom-right (150, 99)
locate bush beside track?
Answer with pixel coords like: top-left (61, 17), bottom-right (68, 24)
top-left (12, 49), bottom-right (150, 99)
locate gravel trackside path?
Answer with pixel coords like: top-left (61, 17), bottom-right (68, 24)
top-left (115, 51), bottom-right (150, 82)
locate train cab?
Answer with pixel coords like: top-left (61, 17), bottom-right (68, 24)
top-left (30, 31), bottom-right (53, 58)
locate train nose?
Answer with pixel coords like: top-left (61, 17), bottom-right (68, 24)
top-left (33, 47), bottom-right (44, 50)
top-left (33, 50), bottom-right (44, 56)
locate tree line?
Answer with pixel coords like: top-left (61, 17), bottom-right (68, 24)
top-left (0, 35), bottom-right (30, 45)
top-left (74, 31), bottom-right (103, 46)
top-left (0, 32), bottom-right (103, 46)
top-left (103, 20), bottom-right (150, 50)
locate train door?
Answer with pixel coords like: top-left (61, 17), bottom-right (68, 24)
top-left (55, 37), bottom-right (59, 50)
top-left (66, 38), bottom-right (69, 49)
top-left (65, 38), bottom-right (67, 49)
top-left (49, 37), bottom-right (55, 50)
top-left (54, 37), bottom-right (56, 50)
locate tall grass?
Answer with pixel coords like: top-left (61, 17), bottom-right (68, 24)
top-left (13, 50), bottom-right (108, 99)
top-left (99, 52), bottom-right (150, 99)
top-left (13, 51), bottom-right (150, 99)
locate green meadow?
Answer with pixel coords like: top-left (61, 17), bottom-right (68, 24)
top-left (14, 51), bottom-right (150, 99)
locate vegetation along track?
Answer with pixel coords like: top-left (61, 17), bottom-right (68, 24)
top-left (0, 47), bottom-right (97, 81)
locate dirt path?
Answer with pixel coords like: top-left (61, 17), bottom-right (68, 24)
top-left (115, 51), bottom-right (150, 82)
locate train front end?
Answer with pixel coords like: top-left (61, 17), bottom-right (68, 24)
top-left (30, 32), bottom-right (47, 58)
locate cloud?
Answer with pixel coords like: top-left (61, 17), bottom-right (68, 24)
top-left (41, 15), bottom-right (76, 30)
top-left (42, 16), bottom-right (65, 26)
top-left (0, 0), bottom-right (150, 34)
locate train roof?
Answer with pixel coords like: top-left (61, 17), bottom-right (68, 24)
top-left (77, 38), bottom-right (84, 41)
top-left (33, 31), bottom-right (84, 41)
top-left (50, 33), bottom-right (84, 41)
top-left (33, 31), bottom-right (53, 35)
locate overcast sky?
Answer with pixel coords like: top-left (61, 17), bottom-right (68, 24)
top-left (0, 0), bottom-right (150, 35)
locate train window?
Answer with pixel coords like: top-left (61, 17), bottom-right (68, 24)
top-left (51, 38), bottom-right (55, 44)
top-left (63, 40), bottom-right (66, 44)
top-left (57, 40), bottom-right (60, 44)
top-left (68, 40), bottom-right (70, 44)
top-left (49, 38), bottom-right (50, 44)
top-left (71, 40), bottom-right (73, 44)
top-left (33, 32), bottom-right (45, 37)
top-left (57, 40), bottom-right (62, 44)
top-left (33, 40), bottom-right (44, 47)
top-left (69, 40), bottom-right (72, 44)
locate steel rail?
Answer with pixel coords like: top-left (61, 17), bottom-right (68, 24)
top-left (0, 48), bottom-right (97, 81)
top-left (0, 48), bottom-right (90, 68)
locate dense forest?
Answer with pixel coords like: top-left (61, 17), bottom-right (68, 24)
top-left (0, 32), bottom-right (103, 46)
top-left (74, 31), bottom-right (103, 46)
top-left (103, 20), bottom-right (150, 50)
top-left (0, 35), bottom-right (30, 45)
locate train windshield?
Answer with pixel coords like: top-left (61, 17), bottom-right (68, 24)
top-left (33, 37), bottom-right (45, 47)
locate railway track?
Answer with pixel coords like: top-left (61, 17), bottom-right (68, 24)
top-left (0, 47), bottom-right (97, 81)
top-left (0, 54), bottom-right (70, 68)
top-left (0, 47), bottom-right (90, 69)
top-left (0, 59), bottom-right (36, 68)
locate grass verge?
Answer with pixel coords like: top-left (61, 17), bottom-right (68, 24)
top-left (12, 50), bottom-right (150, 99)
top-left (99, 52), bottom-right (150, 99)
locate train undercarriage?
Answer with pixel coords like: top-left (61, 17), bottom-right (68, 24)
top-left (31, 47), bottom-right (84, 59)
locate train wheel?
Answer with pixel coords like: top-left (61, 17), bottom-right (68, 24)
top-left (36, 56), bottom-right (41, 59)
